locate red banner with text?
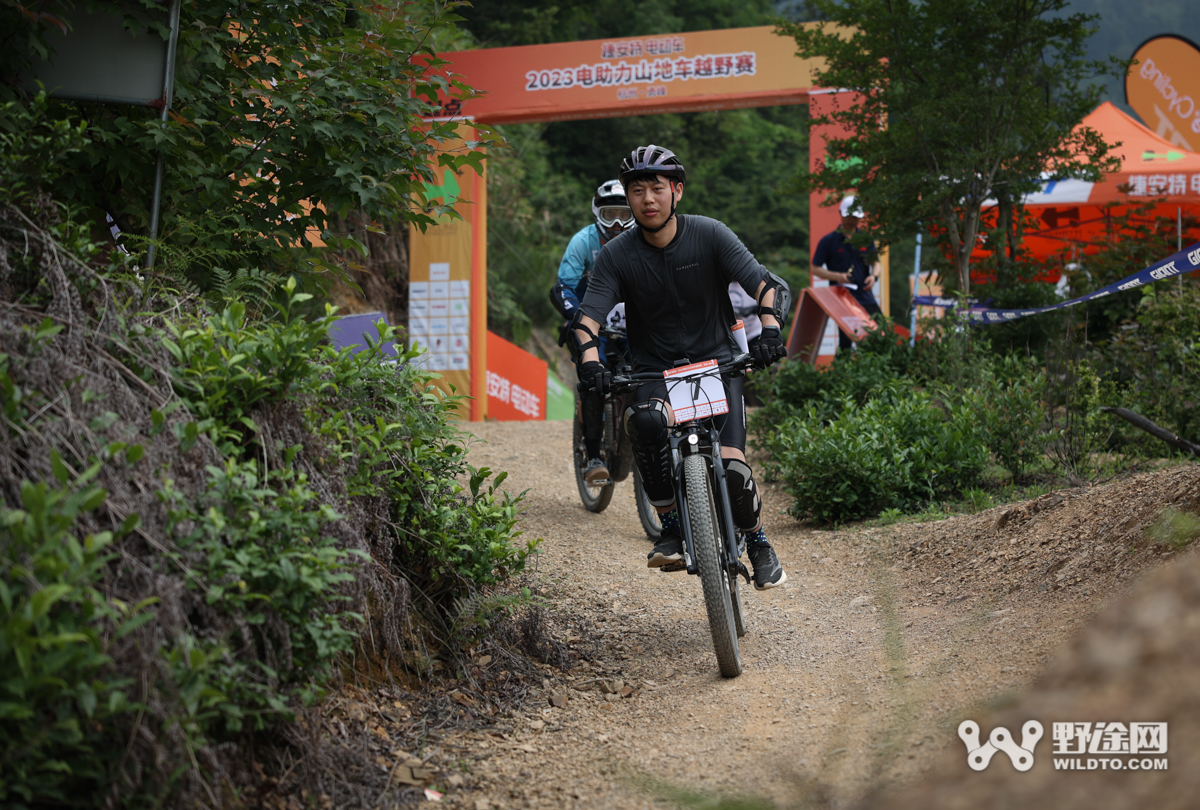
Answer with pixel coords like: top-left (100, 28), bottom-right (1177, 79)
top-left (486, 331), bottom-right (547, 421)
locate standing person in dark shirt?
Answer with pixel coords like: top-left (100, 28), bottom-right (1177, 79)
top-left (811, 195), bottom-right (883, 351)
top-left (570, 144), bottom-right (788, 591)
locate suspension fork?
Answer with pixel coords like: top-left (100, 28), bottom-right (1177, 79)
top-left (708, 436), bottom-right (743, 574)
top-left (671, 427), bottom-right (740, 577)
top-left (670, 431), bottom-right (699, 576)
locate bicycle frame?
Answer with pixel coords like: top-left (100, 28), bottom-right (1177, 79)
top-left (604, 354), bottom-right (755, 581)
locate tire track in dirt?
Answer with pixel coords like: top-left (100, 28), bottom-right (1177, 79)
top-left (426, 420), bottom-right (1188, 809)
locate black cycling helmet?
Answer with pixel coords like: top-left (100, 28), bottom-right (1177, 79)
top-left (592, 179), bottom-right (633, 243)
top-left (619, 144), bottom-right (687, 187)
top-left (619, 145), bottom-right (686, 232)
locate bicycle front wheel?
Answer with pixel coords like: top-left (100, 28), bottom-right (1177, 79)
top-left (573, 392), bottom-right (614, 512)
top-left (683, 454), bottom-right (742, 678)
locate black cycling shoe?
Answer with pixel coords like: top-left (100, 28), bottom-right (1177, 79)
top-left (647, 532), bottom-right (684, 568)
top-left (584, 458), bottom-right (610, 484)
top-left (747, 543), bottom-right (787, 591)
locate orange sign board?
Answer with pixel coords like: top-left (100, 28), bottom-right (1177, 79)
top-left (1126, 35), bottom-right (1200, 151)
top-left (785, 286), bottom-right (876, 366)
top-left (486, 331), bottom-right (547, 421)
top-left (408, 132), bottom-right (489, 419)
top-left (429, 25), bottom-right (825, 124)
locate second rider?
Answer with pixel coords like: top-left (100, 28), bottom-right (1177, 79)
top-left (551, 179), bottom-right (634, 484)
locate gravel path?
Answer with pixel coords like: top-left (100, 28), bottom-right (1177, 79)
top-left (426, 420), bottom-right (1188, 809)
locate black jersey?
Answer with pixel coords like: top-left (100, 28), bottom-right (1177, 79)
top-left (579, 215), bottom-right (770, 373)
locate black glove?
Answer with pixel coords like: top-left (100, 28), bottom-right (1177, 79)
top-left (749, 326), bottom-right (787, 369)
top-left (578, 360), bottom-right (612, 396)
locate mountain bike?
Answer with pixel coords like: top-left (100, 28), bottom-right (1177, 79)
top-left (606, 354), bottom-right (754, 678)
top-left (572, 323), bottom-right (634, 512)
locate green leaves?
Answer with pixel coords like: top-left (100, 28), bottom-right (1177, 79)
top-left (783, 0), bottom-right (1121, 292)
top-left (775, 386), bottom-right (990, 524)
top-left (163, 461), bottom-right (359, 733)
top-left (0, 470), bottom-right (143, 807)
top-left (25, 1), bottom-right (485, 277)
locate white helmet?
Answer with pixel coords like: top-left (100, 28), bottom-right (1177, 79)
top-left (839, 195), bottom-right (864, 218)
top-left (592, 179), bottom-right (633, 242)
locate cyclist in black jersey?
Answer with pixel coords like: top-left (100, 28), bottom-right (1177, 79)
top-left (570, 145), bottom-right (788, 590)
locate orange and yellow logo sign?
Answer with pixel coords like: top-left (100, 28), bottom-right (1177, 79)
top-left (1126, 35), bottom-right (1200, 151)
top-left (429, 26), bottom-right (825, 125)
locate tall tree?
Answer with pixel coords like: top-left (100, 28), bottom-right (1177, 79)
top-left (2, 0), bottom-right (490, 281)
top-left (783, 0), bottom-right (1120, 293)
top-left (461, 0), bottom-right (777, 47)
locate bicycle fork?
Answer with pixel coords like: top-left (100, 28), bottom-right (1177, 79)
top-left (670, 426), bottom-right (751, 583)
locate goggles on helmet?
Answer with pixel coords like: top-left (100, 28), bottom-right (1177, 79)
top-left (596, 206), bottom-right (633, 228)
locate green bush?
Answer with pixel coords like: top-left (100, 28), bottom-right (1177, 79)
top-left (165, 279), bottom-right (538, 619)
top-left (773, 385), bottom-right (989, 524)
top-left (163, 460), bottom-right (362, 733)
top-left (910, 307), bottom-right (994, 390)
top-left (1102, 286), bottom-right (1200, 447)
top-left (2, 260), bottom-right (536, 803)
top-left (752, 323), bottom-right (912, 469)
top-left (0, 467), bottom-right (148, 808)
top-left (968, 354), bottom-right (1049, 481)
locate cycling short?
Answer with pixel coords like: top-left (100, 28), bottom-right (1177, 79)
top-left (632, 374), bottom-right (747, 452)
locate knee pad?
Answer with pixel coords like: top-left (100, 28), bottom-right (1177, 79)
top-left (722, 458), bottom-right (762, 532)
top-left (624, 401), bottom-right (674, 506)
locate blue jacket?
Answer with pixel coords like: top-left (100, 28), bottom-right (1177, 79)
top-left (555, 225), bottom-right (604, 314)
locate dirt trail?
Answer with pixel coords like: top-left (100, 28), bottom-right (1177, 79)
top-left (421, 420), bottom-right (1195, 809)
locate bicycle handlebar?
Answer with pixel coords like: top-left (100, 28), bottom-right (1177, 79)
top-left (606, 353), bottom-right (754, 392)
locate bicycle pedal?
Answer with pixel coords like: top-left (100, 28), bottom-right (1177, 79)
top-left (736, 561), bottom-right (751, 584)
top-left (587, 478), bottom-right (611, 486)
top-left (659, 560), bottom-right (687, 573)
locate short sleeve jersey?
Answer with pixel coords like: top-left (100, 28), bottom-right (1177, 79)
top-left (579, 215), bottom-right (769, 372)
top-left (812, 228), bottom-right (876, 287)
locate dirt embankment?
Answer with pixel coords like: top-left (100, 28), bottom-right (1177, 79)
top-left (327, 420), bottom-right (1199, 809)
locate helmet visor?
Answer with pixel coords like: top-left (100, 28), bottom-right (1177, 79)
top-left (597, 206), bottom-right (633, 228)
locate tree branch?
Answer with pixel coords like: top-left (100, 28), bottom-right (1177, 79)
top-left (1100, 407), bottom-right (1200, 456)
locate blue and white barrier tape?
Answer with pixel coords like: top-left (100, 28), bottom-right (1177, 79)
top-left (909, 241), bottom-right (1200, 323)
top-left (912, 295), bottom-right (959, 308)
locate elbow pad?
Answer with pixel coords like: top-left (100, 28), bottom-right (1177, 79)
top-left (756, 271), bottom-right (792, 326)
top-left (565, 309), bottom-right (600, 363)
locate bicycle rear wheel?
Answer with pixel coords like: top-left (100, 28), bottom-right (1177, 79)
top-left (573, 392), bottom-right (614, 512)
top-left (683, 454), bottom-right (741, 678)
top-left (633, 468), bottom-right (662, 540)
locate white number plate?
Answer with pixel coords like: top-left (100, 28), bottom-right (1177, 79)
top-left (664, 360), bottom-right (728, 422)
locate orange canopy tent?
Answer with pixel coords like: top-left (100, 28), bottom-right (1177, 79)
top-left (978, 102), bottom-right (1200, 268)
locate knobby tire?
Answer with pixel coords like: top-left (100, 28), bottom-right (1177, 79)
top-left (683, 454), bottom-right (742, 678)
top-left (633, 468), bottom-right (662, 540)
top-left (573, 392), bottom-right (614, 512)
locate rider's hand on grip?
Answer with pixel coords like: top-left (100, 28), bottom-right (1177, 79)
top-left (579, 360), bottom-right (613, 396)
top-left (749, 326), bottom-right (787, 369)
